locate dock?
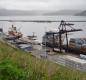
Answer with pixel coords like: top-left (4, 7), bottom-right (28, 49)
top-left (0, 21), bottom-right (86, 72)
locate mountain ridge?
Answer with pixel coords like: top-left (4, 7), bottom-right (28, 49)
top-left (75, 10), bottom-right (86, 16)
top-left (43, 10), bottom-right (82, 16)
top-left (0, 9), bottom-right (83, 16)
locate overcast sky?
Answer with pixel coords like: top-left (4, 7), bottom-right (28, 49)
top-left (0, 0), bottom-right (86, 10)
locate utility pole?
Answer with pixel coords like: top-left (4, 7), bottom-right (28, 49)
top-left (59, 31), bottom-right (62, 53)
top-left (52, 34), bottom-right (55, 51)
top-left (44, 27), bottom-right (47, 58)
top-left (65, 31), bottom-right (68, 52)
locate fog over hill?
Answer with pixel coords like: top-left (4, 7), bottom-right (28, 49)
top-left (43, 10), bottom-right (82, 16)
top-left (75, 10), bottom-right (86, 16)
top-left (0, 9), bottom-right (84, 16)
top-left (0, 9), bottom-right (43, 16)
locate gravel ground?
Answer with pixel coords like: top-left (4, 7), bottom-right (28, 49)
top-left (31, 44), bottom-right (86, 71)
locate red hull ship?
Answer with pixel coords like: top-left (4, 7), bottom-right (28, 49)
top-left (8, 25), bottom-right (22, 39)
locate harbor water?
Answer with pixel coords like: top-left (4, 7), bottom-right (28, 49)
top-left (0, 16), bottom-right (86, 42)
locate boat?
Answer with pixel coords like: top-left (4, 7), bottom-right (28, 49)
top-left (27, 33), bottom-right (41, 45)
top-left (8, 25), bottom-right (22, 39)
top-left (17, 43), bottom-right (33, 51)
top-left (27, 32), bottom-right (37, 40)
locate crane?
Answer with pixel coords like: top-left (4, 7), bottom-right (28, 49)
top-left (58, 20), bottom-right (82, 52)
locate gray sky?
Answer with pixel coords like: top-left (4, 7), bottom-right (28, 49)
top-left (0, 0), bottom-right (86, 10)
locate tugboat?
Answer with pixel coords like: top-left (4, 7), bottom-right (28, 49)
top-left (5, 25), bottom-right (22, 40)
top-left (8, 25), bottom-right (22, 39)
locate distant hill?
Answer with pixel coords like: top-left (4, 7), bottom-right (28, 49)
top-left (75, 10), bottom-right (86, 16)
top-left (0, 9), bottom-right (43, 16)
top-left (0, 9), bottom-right (82, 16)
top-left (43, 10), bottom-right (81, 16)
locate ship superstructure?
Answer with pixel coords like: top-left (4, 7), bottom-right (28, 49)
top-left (8, 25), bottom-right (22, 39)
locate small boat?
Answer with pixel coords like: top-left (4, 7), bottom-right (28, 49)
top-left (27, 33), bottom-right (41, 45)
top-left (17, 43), bottom-right (33, 51)
top-left (27, 32), bottom-right (37, 40)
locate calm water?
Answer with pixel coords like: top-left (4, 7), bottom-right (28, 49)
top-left (0, 16), bottom-right (86, 42)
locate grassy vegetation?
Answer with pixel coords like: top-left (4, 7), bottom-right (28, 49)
top-left (0, 41), bottom-right (86, 80)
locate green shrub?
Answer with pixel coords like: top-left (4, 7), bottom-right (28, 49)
top-left (0, 59), bottom-right (27, 80)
